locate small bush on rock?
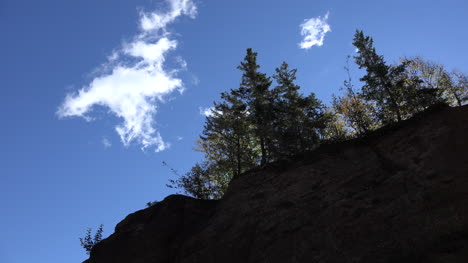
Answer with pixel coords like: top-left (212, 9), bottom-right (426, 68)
top-left (79, 224), bottom-right (104, 255)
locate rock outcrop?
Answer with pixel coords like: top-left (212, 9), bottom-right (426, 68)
top-left (85, 105), bottom-right (468, 263)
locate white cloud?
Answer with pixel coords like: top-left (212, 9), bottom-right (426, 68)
top-left (57, 0), bottom-right (197, 152)
top-left (102, 137), bottom-right (112, 148)
top-left (140, 0), bottom-right (197, 32)
top-left (299, 12), bottom-right (331, 49)
top-left (199, 106), bottom-right (216, 117)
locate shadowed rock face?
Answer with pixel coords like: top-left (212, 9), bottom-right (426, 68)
top-left (85, 105), bottom-right (468, 263)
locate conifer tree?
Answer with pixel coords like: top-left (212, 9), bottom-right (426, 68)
top-left (271, 62), bottom-right (304, 156)
top-left (272, 62), bottom-right (330, 156)
top-left (236, 48), bottom-right (273, 165)
top-left (353, 30), bottom-right (405, 123)
top-left (200, 91), bottom-right (257, 178)
top-left (169, 49), bottom-right (272, 199)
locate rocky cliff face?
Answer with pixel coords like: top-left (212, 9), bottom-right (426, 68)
top-left (85, 105), bottom-right (468, 263)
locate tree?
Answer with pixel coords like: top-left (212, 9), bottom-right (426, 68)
top-left (353, 30), bottom-right (405, 123)
top-left (399, 56), bottom-right (447, 112)
top-left (169, 49), bottom-right (272, 199)
top-left (236, 48), bottom-right (273, 165)
top-left (321, 108), bottom-right (348, 141)
top-left (271, 62), bottom-right (330, 157)
top-left (79, 224), bottom-right (104, 255)
top-left (270, 62), bottom-right (305, 156)
top-left (301, 93), bottom-right (331, 144)
top-left (168, 161), bottom-right (228, 200)
top-left (169, 52), bottom-right (330, 199)
top-left (200, 92), bottom-right (258, 178)
top-left (450, 70), bottom-right (468, 106)
top-left (332, 57), bottom-right (377, 135)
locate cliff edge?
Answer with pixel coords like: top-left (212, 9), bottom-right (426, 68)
top-left (85, 105), bottom-right (468, 263)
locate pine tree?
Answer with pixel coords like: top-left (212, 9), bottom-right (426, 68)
top-left (271, 62), bottom-right (304, 156)
top-left (272, 62), bottom-right (330, 156)
top-left (236, 48), bottom-right (273, 165)
top-left (169, 52), bottom-right (328, 199)
top-left (353, 30), bottom-right (404, 123)
top-left (200, 92), bottom-right (257, 178)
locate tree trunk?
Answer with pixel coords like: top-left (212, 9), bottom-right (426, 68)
top-left (236, 136), bottom-right (241, 177)
top-left (382, 79), bottom-right (402, 122)
top-left (260, 137), bottom-right (267, 166)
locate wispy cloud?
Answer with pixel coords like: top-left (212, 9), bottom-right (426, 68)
top-left (102, 137), bottom-right (112, 148)
top-left (140, 0), bottom-right (196, 32)
top-left (57, 0), bottom-right (197, 152)
top-left (299, 12), bottom-right (331, 49)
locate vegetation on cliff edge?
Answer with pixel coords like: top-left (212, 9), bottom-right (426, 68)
top-left (167, 30), bottom-right (467, 200)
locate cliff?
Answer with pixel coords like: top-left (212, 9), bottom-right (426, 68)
top-left (85, 105), bottom-right (468, 263)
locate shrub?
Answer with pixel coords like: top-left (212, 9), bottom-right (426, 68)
top-left (79, 224), bottom-right (104, 255)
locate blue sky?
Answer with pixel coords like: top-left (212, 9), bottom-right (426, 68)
top-left (1, 0), bottom-right (467, 262)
